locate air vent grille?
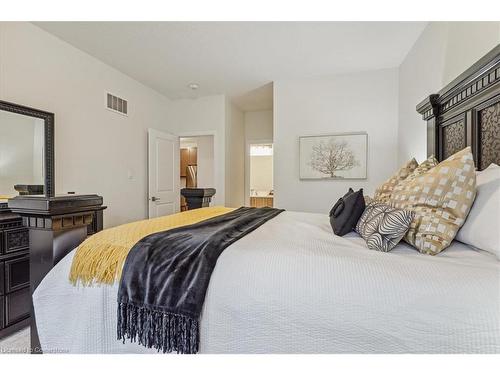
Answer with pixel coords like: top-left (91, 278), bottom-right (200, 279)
top-left (106, 93), bottom-right (128, 115)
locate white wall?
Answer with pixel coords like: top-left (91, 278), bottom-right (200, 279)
top-left (196, 135), bottom-right (215, 188)
top-left (443, 22), bottom-right (500, 85)
top-left (273, 68), bottom-right (399, 213)
top-left (225, 101), bottom-right (245, 207)
top-left (244, 110), bottom-right (273, 142)
top-left (398, 22), bottom-right (500, 165)
top-left (0, 22), bottom-right (173, 227)
top-left (170, 95), bottom-right (227, 206)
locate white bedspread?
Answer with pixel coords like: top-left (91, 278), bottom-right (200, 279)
top-left (33, 211), bottom-right (500, 353)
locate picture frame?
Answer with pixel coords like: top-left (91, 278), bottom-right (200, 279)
top-left (299, 132), bottom-right (368, 180)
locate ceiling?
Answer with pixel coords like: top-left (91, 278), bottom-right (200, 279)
top-left (35, 22), bottom-right (427, 111)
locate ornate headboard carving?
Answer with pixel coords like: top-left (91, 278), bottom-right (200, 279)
top-left (417, 45), bottom-right (500, 170)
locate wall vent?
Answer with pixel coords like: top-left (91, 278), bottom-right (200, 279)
top-left (106, 93), bottom-right (128, 115)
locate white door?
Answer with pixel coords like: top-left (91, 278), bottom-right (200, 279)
top-left (148, 128), bottom-right (180, 218)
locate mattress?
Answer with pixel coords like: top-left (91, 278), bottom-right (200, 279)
top-left (33, 211), bottom-right (500, 353)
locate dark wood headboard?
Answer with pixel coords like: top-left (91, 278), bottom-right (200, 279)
top-left (417, 45), bottom-right (500, 171)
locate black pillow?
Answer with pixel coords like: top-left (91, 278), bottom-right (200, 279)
top-left (329, 188), bottom-right (365, 236)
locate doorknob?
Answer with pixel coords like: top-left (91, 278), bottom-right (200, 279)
top-left (151, 196), bottom-right (160, 202)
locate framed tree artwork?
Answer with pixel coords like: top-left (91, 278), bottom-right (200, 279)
top-left (299, 132), bottom-right (368, 180)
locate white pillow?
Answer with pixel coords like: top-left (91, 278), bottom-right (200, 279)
top-left (456, 163), bottom-right (500, 259)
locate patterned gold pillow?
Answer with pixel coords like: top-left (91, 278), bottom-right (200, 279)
top-left (389, 147), bottom-right (476, 255)
top-left (392, 155), bottom-right (439, 195)
top-left (374, 158), bottom-right (418, 203)
top-left (406, 155), bottom-right (438, 181)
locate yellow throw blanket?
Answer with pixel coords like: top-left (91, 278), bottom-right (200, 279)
top-left (69, 206), bottom-right (234, 285)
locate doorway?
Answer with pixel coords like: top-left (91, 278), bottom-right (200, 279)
top-left (179, 135), bottom-right (215, 211)
top-left (247, 143), bottom-right (273, 208)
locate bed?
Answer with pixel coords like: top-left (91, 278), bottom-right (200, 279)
top-left (33, 210), bottom-right (500, 353)
top-left (32, 46), bottom-right (500, 354)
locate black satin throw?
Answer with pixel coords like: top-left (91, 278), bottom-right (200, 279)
top-left (117, 206), bottom-right (284, 354)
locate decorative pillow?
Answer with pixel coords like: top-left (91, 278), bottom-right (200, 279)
top-left (456, 163), bottom-right (500, 259)
top-left (404, 155), bottom-right (439, 181)
top-left (391, 155), bottom-right (439, 196)
top-left (389, 147), bottom-right (477, 255)
top-left (355, 202), bottom-right (414, 252)
top-left (329, 188), bottom-right (365, 236)
top-left (364, 195), bottom-right (374, 205)
top-left (374, 158), bottom-right (418, 203)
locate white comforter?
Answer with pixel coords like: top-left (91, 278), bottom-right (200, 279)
top-left (33, 211), bottom-right (500, 353)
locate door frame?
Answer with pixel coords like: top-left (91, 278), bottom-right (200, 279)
top-left (177, 130), bottom-right (221, 205)
top-left (245, 139), bottom-right (273, 207)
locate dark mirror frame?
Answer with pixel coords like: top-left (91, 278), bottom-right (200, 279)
top-left (0, 100), bottom-right (55, 197)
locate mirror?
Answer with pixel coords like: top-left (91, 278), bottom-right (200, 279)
top-left (0, 101), bottom-right (55, 199)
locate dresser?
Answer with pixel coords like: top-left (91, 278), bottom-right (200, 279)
top-left (0, 197), bottom-right (106, 341)
top-left (6, 194), bottom-right (106, 350)
top-left (0, 202), bottom-right (30, 339)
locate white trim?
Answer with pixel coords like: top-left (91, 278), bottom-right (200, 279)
top-left (177, 130), bottom-right (217, 138)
